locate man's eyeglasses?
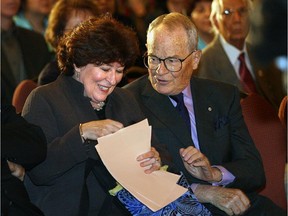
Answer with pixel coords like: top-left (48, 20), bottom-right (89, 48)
top-left (222, 8), bottom-right (249, 18)
top-left (143, 50), bottom-right (196, 72)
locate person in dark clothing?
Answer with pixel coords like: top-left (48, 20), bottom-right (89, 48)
top-left (1, 104), bottom-right (47, 216)
top-left (1, 0), bottom-right (51, 104)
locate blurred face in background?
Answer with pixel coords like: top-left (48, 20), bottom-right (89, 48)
top-left (214, 0), bottom-right (250, 48)
top-left (190, 0), bottom-right (213, 35)
top-left (25, 0), bottom-right (55, 16)
top-left (1, 0), bottom-right (21, 18)
top-left (92, 0), bottom-right (115, 14)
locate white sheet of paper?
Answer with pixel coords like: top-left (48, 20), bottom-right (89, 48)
top-left (96, 119), bottom-right (187, 212)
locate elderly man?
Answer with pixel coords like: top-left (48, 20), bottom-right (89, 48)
top-left (196, 0), bottom-right (285, 110)
top-left (125, 12), bottom-right (285, 216)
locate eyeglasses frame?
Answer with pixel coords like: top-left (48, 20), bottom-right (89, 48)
top-left (143, 50), bottom-right (197, 72)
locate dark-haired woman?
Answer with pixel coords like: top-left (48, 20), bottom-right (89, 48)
top-left (22, 16), bottom-right (162, 216)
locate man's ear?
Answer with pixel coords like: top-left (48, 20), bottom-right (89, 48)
top-left (192, 50), bottom-right (202, 70)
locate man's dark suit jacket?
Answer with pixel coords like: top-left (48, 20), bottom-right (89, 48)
top-left (125, 75), bottom-right (265, 192)
top-left (124, 75), bottom-right (286, 215)
top-left (1, 104), bottom-right (47, 216)
top-left (196, 35), bottom-right (285, 110)
top-left (1, 26), bottom-right (51, 104)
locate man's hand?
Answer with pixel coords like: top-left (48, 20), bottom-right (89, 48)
top-left (7, 160), bottom-right (25, 181)
top-left (180, 146), bottom-right (222, 182)
top-left (195, 184), bottom-right (251, 216)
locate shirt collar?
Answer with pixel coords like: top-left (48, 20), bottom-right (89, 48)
top-left (219, 34), bottom-right (248, 65)
top-left (182, 83), bottom-right (192, 99)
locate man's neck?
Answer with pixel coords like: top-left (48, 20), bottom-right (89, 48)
top-left (229, 39), bottom-right (245, 50)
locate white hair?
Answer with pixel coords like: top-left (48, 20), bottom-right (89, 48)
top-left (210, 0), bottom-right (254, 34)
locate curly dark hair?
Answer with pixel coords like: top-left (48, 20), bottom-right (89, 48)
top-left (57, 15), bottom-right (140, 75)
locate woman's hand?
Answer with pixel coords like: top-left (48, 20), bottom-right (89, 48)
top-left (80, 119), bottom-right (124, 141)
top-left (136, 147), bottom-right (161, 174)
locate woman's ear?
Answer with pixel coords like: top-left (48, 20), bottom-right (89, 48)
top-left (73, 64), bottom-right (80, 73)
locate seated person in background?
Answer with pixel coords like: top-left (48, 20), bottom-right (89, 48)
top-left (1, 0), bottom-right (51, 104)
top-left (124, 12), bottom-right (286, 216)
top-left (196, 0), bottom-right (285, 110)
top-left (1, 104), bottom-right (47, 216)
top-left (38, 0), bottom-right (99, 85)
top-left (13, 0), bottom-right (56, 34)
top-left (22, 16), bottom-right (165, 216)
top-left (189, 0), bottom-right (214, 50)
top-left (91, 0), bottom-right (135, 28)
top-left (91, 0), bottom-right (146, 68)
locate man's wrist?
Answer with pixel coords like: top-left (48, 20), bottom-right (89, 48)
top-left (212, 167), bottom-right (223, 183)
top-left (211, 165), bottom-right (235, 186)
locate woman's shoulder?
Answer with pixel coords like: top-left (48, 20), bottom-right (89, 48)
top-left (30, 76), bottom-right (66, 102)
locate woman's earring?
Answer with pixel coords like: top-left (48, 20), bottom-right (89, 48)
top-left (75, 70), bottom-right (80, 80)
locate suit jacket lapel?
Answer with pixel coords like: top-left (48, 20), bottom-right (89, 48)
top-left (190, 78), bottom-right (215, 155)
top-left (246, 44), bottom-right (266, 94)
top-left (141, 81), bottom-right (193, 148)
top-left (212, 37), bottom-right (241, 89)
top-left (1, 52), bottom-right (17, 89)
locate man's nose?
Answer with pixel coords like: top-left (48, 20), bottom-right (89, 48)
top-left (155, 61), bottom-right (169, 75)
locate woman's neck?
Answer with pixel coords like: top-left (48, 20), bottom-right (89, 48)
top-left (199, 31), bottom-right (214, 45)
top-left (24, 11), bottom-right (46, 33)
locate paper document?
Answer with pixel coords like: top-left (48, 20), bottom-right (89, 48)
top-left (96, 119), bottom-right (187, 212)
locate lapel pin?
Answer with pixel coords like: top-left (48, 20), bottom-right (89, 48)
top-left (258, 70), bottom-right (263, 77)
top-left (208, 107), bottom-right (212, 111)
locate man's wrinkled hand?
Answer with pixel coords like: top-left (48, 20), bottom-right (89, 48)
top-left (195, 184), bottom-right (251, 216)
top-left (180, 146), bottom-right (221, 182)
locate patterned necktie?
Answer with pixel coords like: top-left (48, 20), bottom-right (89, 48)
top-left (238, 53), bottom-right (258, 93)
top-left (170, 93), bottom-right (191, 134)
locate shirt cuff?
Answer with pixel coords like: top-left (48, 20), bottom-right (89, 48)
top-left (212, 165), bottom-right (235, 186)
top-left (190, 183), bottom-right (199, 193)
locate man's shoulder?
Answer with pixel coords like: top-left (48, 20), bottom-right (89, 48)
top-left (15, 26), bottom-right (46, 42)
top-left (15, 26), bottom-right (51, 63)
top-left (123, 75), bottom-right (149, 92)
top-left (201, 37), bottom-right (225, 60)
top-left (192, 77), bottom-right (237, 92)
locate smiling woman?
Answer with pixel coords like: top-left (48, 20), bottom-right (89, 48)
top-left (21, 16), bottom-right (166, 216)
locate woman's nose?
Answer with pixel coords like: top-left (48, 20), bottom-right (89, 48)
top-left (106, 70), bottom-right (117, 85)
